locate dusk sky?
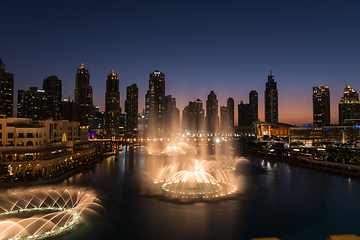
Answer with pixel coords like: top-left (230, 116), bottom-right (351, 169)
top-left (1, 0), bottom-right (359, 126)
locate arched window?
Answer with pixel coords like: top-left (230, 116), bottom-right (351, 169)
top-left (17, 141), bottom-right (24, 146)
top-left (26, 141), bottom-right (34, 146)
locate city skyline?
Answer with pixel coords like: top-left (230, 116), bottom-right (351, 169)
top-left (1, 0), bottom-right (359, 126)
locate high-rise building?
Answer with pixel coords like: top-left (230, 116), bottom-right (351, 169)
top-left (75, 63), bottom-right (93, 129)
top-left (265, 70), bottom-right (278, 123)
top-left (125, 84), bottom-right (138, 135)
top-left (164, 95), bottom-right (180, 136)
top-left (147, 70), bottom-right (165, 138)
top-left (0, 58), bottom-right (14, 117)
top-left (105, 70), bottom-right (120, 137)
top-left (206, 91), bottom-right (219, 135)
top-left (249, 90), bottom-right (258, 122)
top-left (339, 85), bottom-right (360, 125)
top-left (238, 90), bottom-right (258, 130)
top-left (238, 101), bottom-right (251, 126)
top-left (20, 87), bottom-right (48, 120)
top-left (62, 99), bottom-right (75, 122)
top-left (43, 75), bottom-right (62, 120)
top-left (182, 99), bottom-right (205, 134)
top-left (17, 89), bottom-right (25, 118)
top-left (220, 106), bottom-right (229, 133)
top-left (313, 86), bottom-right (330, 127)
top-left (227, 98), bottom-right (234, 132)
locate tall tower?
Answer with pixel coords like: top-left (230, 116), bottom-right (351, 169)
top-left (0, 58), bottom-right (14, 117)
top-left (238, 101), bottom-right (251, 126)
top-left (43, 75), bottom-right (62, 120)
top-left (164, 95), bottom-right (180, 136)
top-left (125, 84), bottom-right (138, 135)
top-left (339, 85), bottom-right (360, 125)
top-left (227, 98), bottom-right (234, 132)
top-left (22, 87), bottom-right (48, 120)
top-left (75, 63), bottom-right (93, 129)
top-left (17, 89), bottom-right (25, 118)
top-left (220, 106), bottom-right (228, 133)
top-left (206, 91), bottom-right (219, 135)
top-left (105, 70), bottom-right (120, 137)
top-left (182, 99), bottom-right (204, 134)
top-left (313, 86), bottom-right (330, 127)
top-left (147, 70), bottom-right (165, 138)
top-left (249, 90), bottom-right (258, 123)
top-left (265, 70), bottom-right (278, 123)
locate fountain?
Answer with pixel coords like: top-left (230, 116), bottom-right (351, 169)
top-left (155, 160), bottom-right (237, 201)
top-left (0, 187), bottom-right (103, 240)
top-left (146, 142), bottom-right (197, 156)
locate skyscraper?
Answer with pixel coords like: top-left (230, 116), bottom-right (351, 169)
top-left (147, 70), bottom-right (165, 138)
top-left (125, 84), bottom-right (138, 135)
top-left (62, 99), bottom-right (75, 122)
top-left (0, 58), bottom-right (14, 117)
top-left (206, 91), bottom-right (219, 135)
top-left (20, 87), bottom-right (48, 120)
top-left (164, 95), bottom-right (180, 136)
top-left (182, 99), bottom-right (204, 135)
top-left (339, 85), bottom-right (360, 125)
top-left (265, 70), bottom-right (278, 123)
top-left (220, 106), bottom-right (229, 133)
top-left (227, 98), bottom-right (234, 133)
top-left (105, 70), bottom-right (120, 137)
top-left (43, 75), bottom-right (62, 120)
top-left (17, 89), bottom-right (25, 118)
top-left (313, 86), bottom-right (330, 127)
top-left (249, 90), bottom-right (258, 122)
top-left (75, 63), bottom-right (93, 129)
top-left (238, 101), bottom-right (251, 126)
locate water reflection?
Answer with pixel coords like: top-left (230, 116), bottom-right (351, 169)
top-left (52, 142), bottom-right (360, 239)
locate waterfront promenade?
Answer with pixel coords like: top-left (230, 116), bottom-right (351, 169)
top-left (0, 156), bottom-right (104, 188)
top-left (243, 148), bottom-right (360, 178)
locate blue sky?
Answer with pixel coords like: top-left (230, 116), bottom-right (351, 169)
top-left (1, 0), bottom-right (359, 125)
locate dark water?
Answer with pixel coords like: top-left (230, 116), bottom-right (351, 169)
top-left (41, 143), bottom-right (360, 239)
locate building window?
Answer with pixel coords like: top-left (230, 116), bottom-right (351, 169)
top-left (26, 141), bottom-right (33, 146)
top-left (0, 133), bottom-right (2, 138)
top-left (8, 133), bottom-right (14, 138)
top-left (27, 133), bottom-right (33, 138)
top-left (18, 133), bottom-right (24, 138)
top-left (0, 124), bottom-right (2, 129)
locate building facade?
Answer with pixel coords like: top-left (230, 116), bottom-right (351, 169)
top-left (164, 95), bottom-right (179, 137)
top-left (227, 97), bottom-right (234, 133)
top-left (19, 87), bottom-right (48, 120)
top-left (206, 91), bottom-right (219, 135)
top-left (182, 99), bottom-right (205, 135)
top-left (265, 70), bottom-right (278, 123)
top-left (105, 70), bottom-right (120, 137)
top-left (43, 75), bottom-right (62, 120)
top-left (147, 70), bottom-right (165, 138)
top-left (75, 63), bottom-right (93, 129)
top-left (125, 84), bottom-right (138, 136)
top-left (339, 85), bottom-right (360, 125)
top-left (249, 90), bottom-right (258, 122)
top-left (0, 58), bottom-right (14, 117)
top-left (313, 86), bottom-right (330, 127)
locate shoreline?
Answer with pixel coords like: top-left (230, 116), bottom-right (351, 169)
top-left (0, 156), bottom-right (104, 188)
top-left (242, 148), bottom-right (360, 178)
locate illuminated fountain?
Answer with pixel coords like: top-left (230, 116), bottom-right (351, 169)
top-left (146, 142), bottom-right (197, 156)
top-left (161, 146), bottom-right (186, 156)
top-left (0, 187), bottom-right (103, 240)
top-left (155, 161), bottom-right (237, 201)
